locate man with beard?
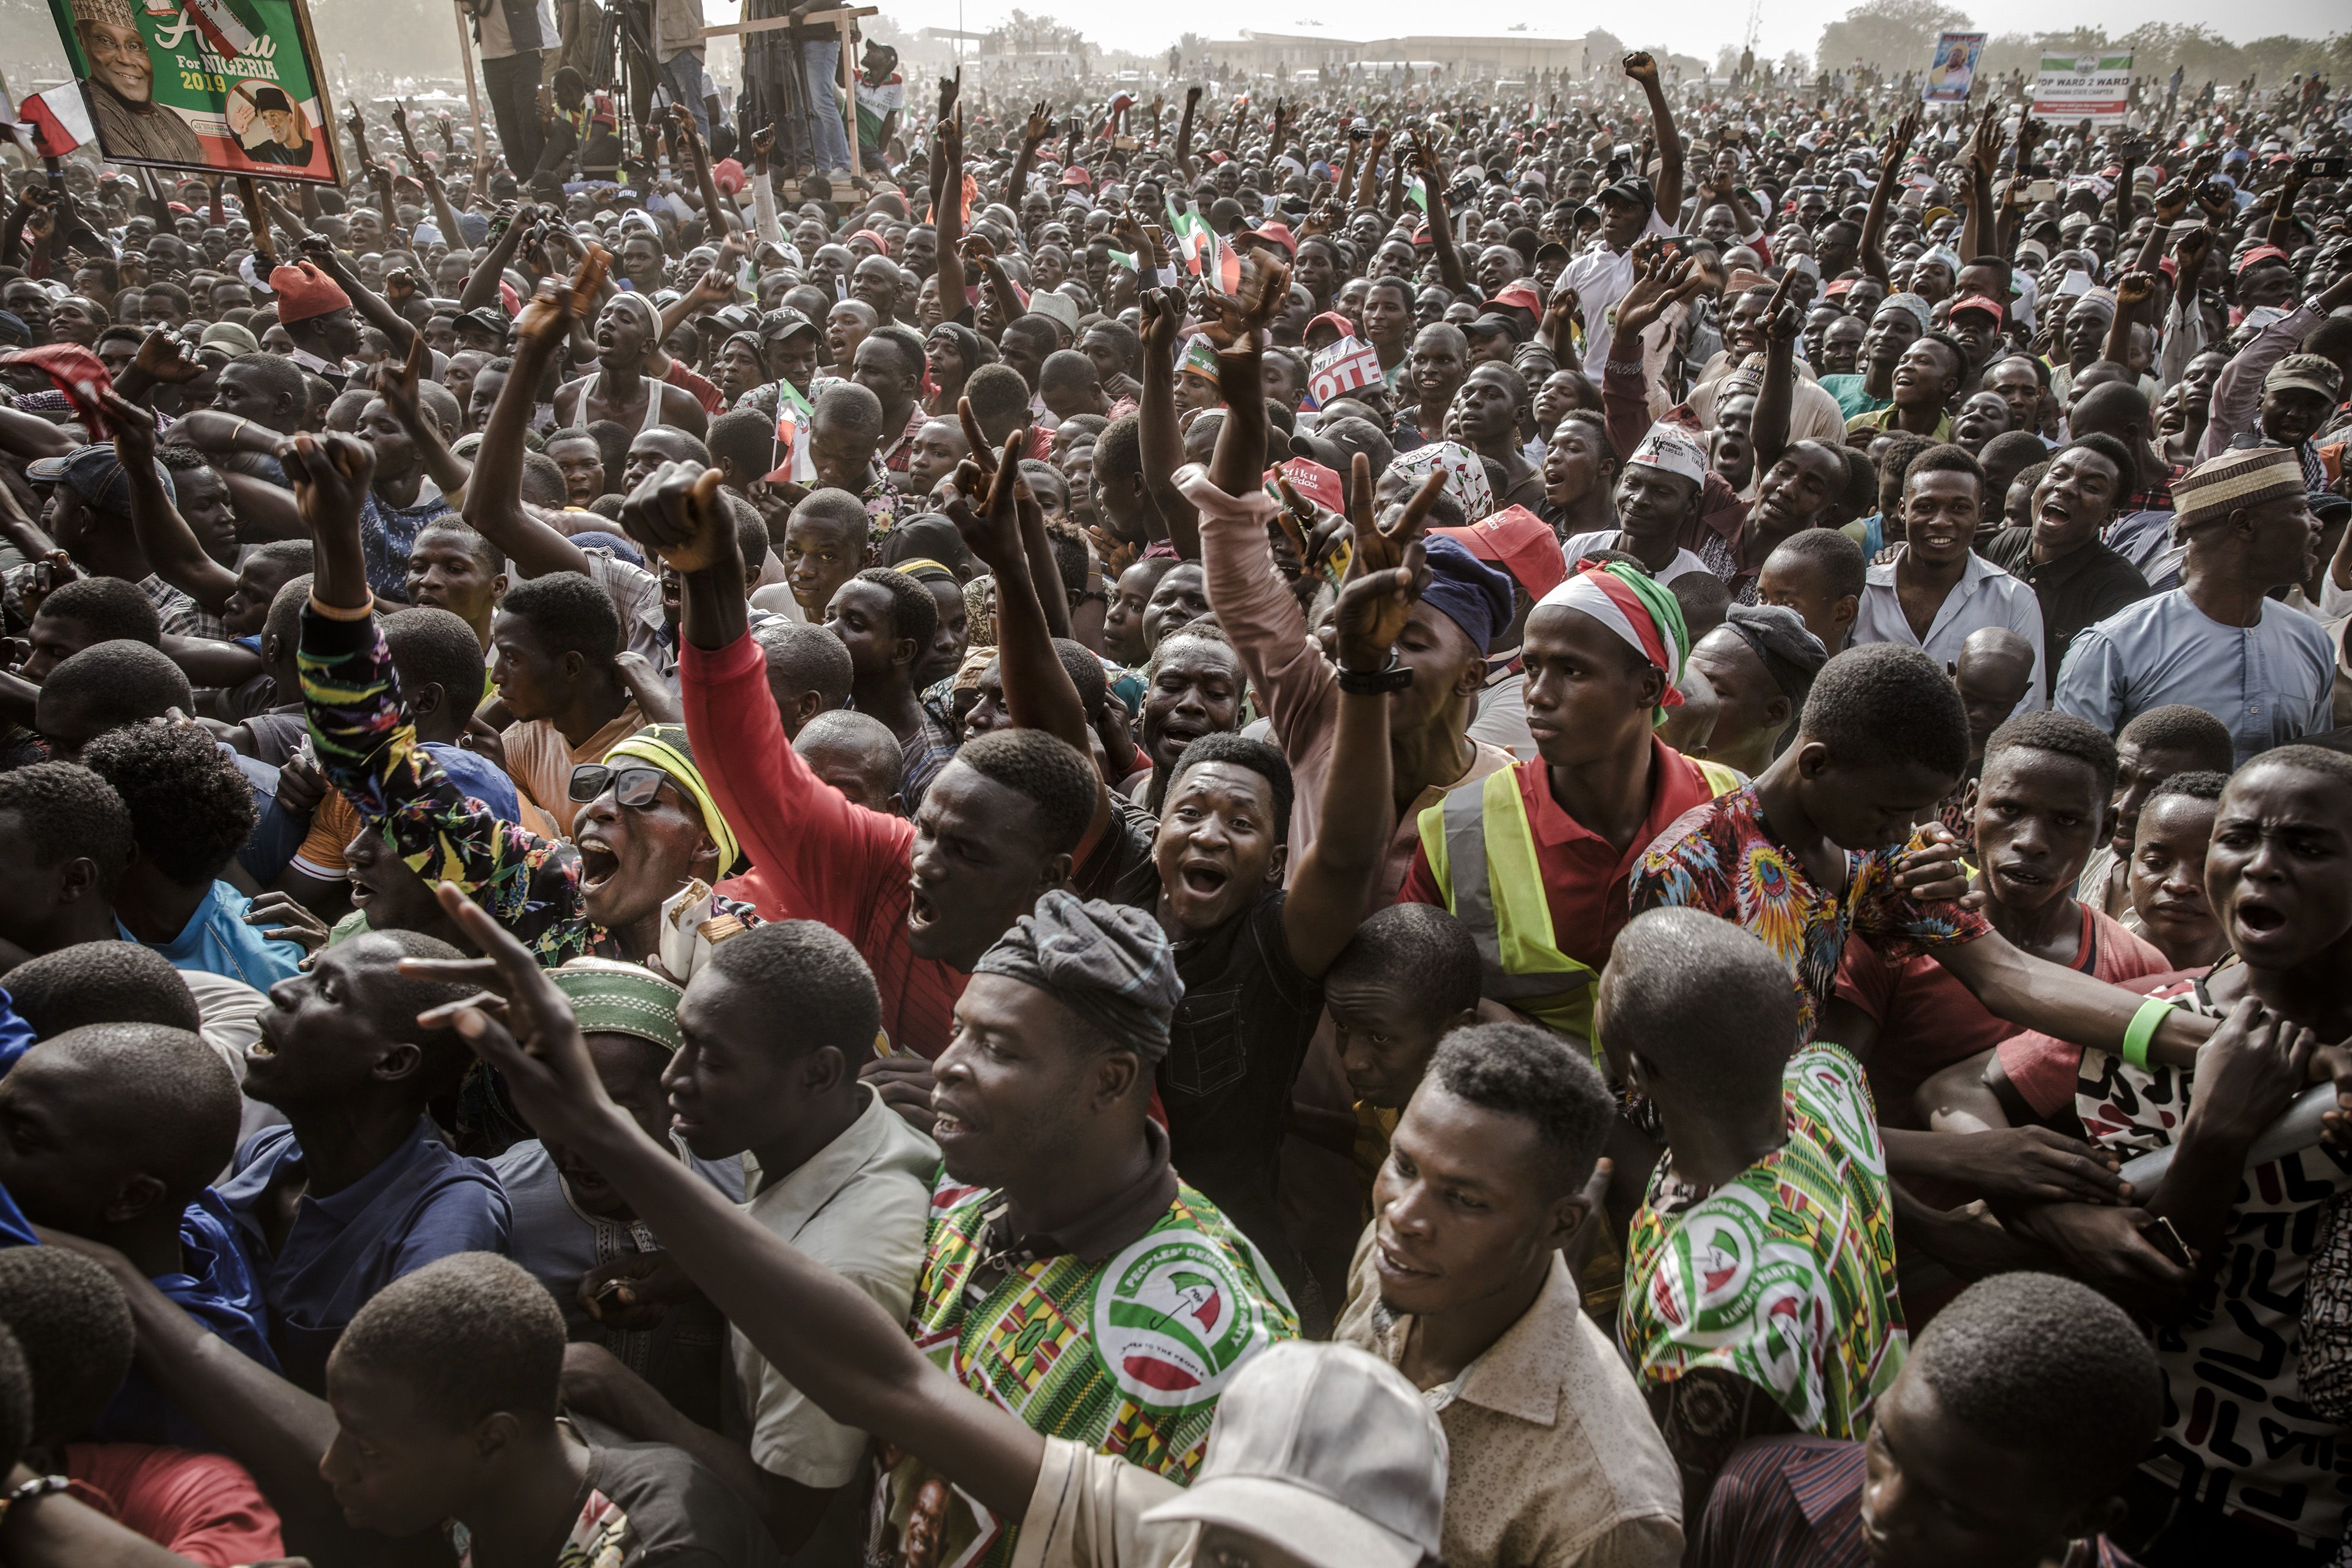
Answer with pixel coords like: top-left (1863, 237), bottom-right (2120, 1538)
top-left (2057, 446), bottom-right (2331, 765)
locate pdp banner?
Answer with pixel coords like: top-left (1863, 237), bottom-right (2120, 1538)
top-left (46, 0), bottom-right (342, 182)
top-left (2033, 51), bottom-right (2135, 126)
top-left (1922, 32), bottom-right (1985, 103)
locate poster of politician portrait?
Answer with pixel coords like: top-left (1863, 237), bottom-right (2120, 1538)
top-left (46, 0), bottom-right (342, 182)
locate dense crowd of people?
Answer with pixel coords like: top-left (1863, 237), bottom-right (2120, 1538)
top-left (0, 15), bottom-right (2348, 1567)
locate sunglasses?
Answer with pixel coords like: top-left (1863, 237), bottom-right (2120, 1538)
top-left (568, 763), bottom-right (671, 808)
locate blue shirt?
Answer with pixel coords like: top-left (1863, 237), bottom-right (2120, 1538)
top-left (99, 1190), bottom-right (279, 1450)
top-left (218, 1118), bottom-right (512, 1392)
top-left (357, 482), bottom-right (453, 605)
top-left (0, 990), bottom-right (35, 1079)
top-left (122, 881), bottom-right (306, 992)
top-left (2054, 589), bottom-right (2336, 765)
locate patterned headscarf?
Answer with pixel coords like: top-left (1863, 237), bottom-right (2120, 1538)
top-left (974, 890), bottom-right (1184, 1058)
top-left (1388, 439), bottom-right (1494, 523)
top-left (1539, 561), bottom-right (1692, 720)
top-left (604, 726), bottom-right (745, 878)
top-left (963, 576), bottom-right (995, 649)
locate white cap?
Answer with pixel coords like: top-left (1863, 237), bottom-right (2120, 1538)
top-left (1141, 1342), bottom-right (1446, 1568)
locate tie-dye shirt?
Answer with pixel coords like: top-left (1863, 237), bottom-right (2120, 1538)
top-left (1629, 784), bottom-right (1990, 1039)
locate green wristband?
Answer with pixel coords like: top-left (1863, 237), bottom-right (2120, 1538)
top-left (2122, 996), bottom-right (2172, 1071)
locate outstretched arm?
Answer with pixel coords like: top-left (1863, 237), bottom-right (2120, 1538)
top-left (293, 225), bottom-right (419, 357)
top-left (1933, 931), bottom-right (2214, 1069)
top-left (376, 333), bottom-right (472, 500)
top-left (393, 101), bottom-right (469, 267)
top-left (1281, 467), bottom-right (1426, 977)
top-left (1959, 113), bottom-right (2000, 264)
top-left (1134, 287), bottom-right (1187, 556)
top-left (2103, 269), bottom-right (2155, 370)
top-left (101, 390), bottom-right (238, 613)
top-left (946, 417), bottom-right (1091, 758)
top-left (1860, 109), bottom-right (1919, 284)
top-left (930, 103), bottom-right (968, 327)
top-left (1625, 52), bottom-right (1682, 228)
top-left (403, 885), bottom-right (1050, 1522)
top-left (1414, 142), bottom-right (1471, 299)
top-left (1008, 100), bottom-right (1051, 213)
top-left (2267, 166), bottom-right (2307, 249)
top-left (463, 256), bottom-right (610, 580)
top-left (457, 200), bottom-right (534, 314)
top-left (1752, 283), bottom-right (1798, 475)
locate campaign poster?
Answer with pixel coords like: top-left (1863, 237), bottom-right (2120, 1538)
top-left (1922, 32), bottom-right (1985, 103)
top-left (45, 0), bottom-right (342, 182)
top-left (2033, 51), bottom-right (2136, 126)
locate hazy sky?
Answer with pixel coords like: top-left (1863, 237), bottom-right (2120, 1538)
top-left (834, 0), bottom-right (2346, 63)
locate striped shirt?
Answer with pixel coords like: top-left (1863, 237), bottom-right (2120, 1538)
top-left (1695, 1436), bottom-right (2140, 1568)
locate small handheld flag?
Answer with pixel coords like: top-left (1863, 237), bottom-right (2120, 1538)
top-left (764, 382), bottom-right (817, 484)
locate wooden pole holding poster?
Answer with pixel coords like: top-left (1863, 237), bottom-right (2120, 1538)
top-left (451, 0), bottom-right (488, 196)
top-left (701, 7), bottom-right (876, 166)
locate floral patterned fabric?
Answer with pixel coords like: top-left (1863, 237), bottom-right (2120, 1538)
top-left (1629, 783), bottom-right (1991, 1040)
top-left (300, 609), bottom-right (759, 972)
top-left (1621, 1042), bottom-right (1908, 1439)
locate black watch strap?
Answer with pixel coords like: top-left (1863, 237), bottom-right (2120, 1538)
top-left (1336, 658), bottom-right (1414, 696)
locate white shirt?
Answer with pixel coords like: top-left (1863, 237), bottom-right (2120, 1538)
top-left (733, 1086), bottom-right (938, 1487)
top-left (1561, 530), bottom-right (1713, 585)
top-left (1555, 210), bottom-right (1675, 377)
top-left (1466, 666), bottom-right (1537, 763)
top-left (1855, 549), bottom-right (2048, 716)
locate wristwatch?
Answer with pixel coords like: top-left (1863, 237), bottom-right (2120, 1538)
top-left (1336, 653), bottom-right (1414, 695)
top-left (0, 1474), bottom-right (70, 1522)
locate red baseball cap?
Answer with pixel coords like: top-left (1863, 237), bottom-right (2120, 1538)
top-left (1493, 280), bottom-right (1542, 313)
top-left (1432, 505), bottom-right (1565, 602)
top-left (2236, 244), bottom-right (2291, 277)
top-left (1948, 292), bottom-right (2004, 321)
top-left (1242, 221), bottom-right (1297, 257)
top-left (1271, 457), bottom-right (1345, 515)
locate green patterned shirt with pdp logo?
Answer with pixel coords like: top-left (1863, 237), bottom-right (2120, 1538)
top-left (1619, 1041), bottom-right (1908, 1442)
top-left (860, 1171), bottom-right (1297, 1568)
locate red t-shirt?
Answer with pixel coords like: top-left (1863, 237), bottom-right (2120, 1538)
top-left (1834, 902), bottom-right (2169, 1127)
top-left (664, 359), bottom-right (725, 415)
top-left (685, 631), bottom-right (967, 1058)
top-left (1994, 965), bottom-right (2210, 1122)
top-left (1395, 740), bottom-right (1722, 972)
top-left (65, 1443), bottom-right (284, 1568)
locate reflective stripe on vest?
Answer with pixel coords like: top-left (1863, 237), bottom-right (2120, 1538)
top-left (1421, 759), bottom-right (1744, 1044)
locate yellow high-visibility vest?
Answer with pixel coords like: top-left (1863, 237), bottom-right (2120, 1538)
top-left (1417, 760), bottom-right (1743, 1055)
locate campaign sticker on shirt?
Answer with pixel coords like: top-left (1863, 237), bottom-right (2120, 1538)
top-left (1094, 1230), bottom-right (1270, 1411)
